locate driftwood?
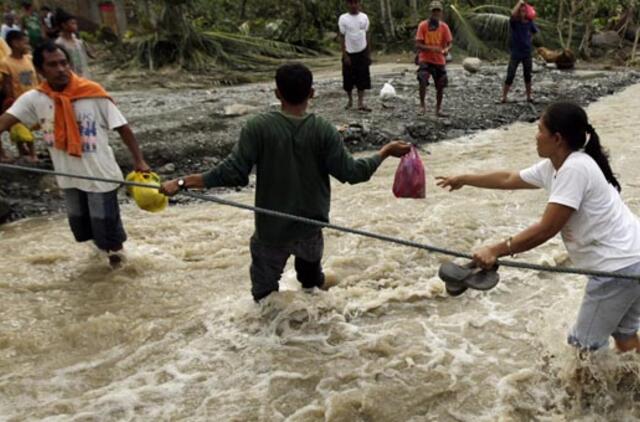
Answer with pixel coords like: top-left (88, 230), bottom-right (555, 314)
top-left (537, 47), bottom-right (576, 69)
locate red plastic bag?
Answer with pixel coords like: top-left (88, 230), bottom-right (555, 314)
top-left (524, 4), bottom-right (537, 20)
top-left (393, 145), bottom-right (426, 198)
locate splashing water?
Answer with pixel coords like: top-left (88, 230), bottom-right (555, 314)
top-left (2, 85), bottom-right (640, 421)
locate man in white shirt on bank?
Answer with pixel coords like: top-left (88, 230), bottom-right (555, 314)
top-left (338, 0), bottom-right (372, 112)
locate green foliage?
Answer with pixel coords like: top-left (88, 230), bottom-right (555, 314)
top-left (125, 0), bottom-right (321, 71)
top-left (125, 0), bottom-right (639, 70)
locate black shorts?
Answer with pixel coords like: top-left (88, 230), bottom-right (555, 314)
top-left (505, 56), bottom-right (533, 85)
top-left (417, 62), bottom-right (448, 88)
top-left (64, 188), bottom-right (127, 252)
top-left (342, 50), bottom-right (371, 92)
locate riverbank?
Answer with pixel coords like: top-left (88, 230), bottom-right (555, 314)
top-left (1, 59), bottom-right (639, 220)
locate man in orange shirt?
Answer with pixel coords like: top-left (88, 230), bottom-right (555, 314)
top-left (415, 1), bottom-right (452, 117)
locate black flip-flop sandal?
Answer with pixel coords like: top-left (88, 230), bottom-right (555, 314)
top-left (464, 265), bottom-right (500, 291)
top-left (439, 262), bottom-right (471, 296)
top-left (438, 261), bottom-right (500, 295)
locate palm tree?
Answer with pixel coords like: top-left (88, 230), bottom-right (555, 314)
top-left (127, 0), bottom-right (320, 71)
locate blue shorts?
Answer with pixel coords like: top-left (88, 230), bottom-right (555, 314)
top-left (568, 261), bottom-right (640, 350)
top-left (64, 188), bottom-right (127, 252)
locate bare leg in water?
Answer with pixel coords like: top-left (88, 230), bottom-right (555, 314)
top-left (615, 335), bottom-right (640, 353)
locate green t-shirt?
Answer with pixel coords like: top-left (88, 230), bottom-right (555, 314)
top-left (23, 14), bottom-right (42, 46)
top-left (203, 111), bottom-right (383, 245)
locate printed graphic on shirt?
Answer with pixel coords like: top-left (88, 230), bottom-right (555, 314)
top-left (41, 118), bottom-right (54, 147)
top-left (18, 70), bottom-right (34, 87)
top-left (78, 112), bottom-right (97, 152)
top-left (40, 112), bottom-right (99, 153)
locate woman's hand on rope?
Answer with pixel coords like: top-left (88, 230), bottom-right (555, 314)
top-left (473, 245), bottom-right (499, 269)
top-left (436, 175), bottom-right (465, 191)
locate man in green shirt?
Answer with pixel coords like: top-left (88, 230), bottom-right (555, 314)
top-left (20, 2), bottom-right (43, 49)
top-left (161, 63), bottom-right (410, 301)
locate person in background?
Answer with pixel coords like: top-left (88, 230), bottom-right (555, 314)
top-left (501, 0), bottom-right (538, 103)
top-left (0, 35), bottom-right (10, 60)
top-left (438, 102), bottom-right (640, 353)
top-left (0, 30), bottom-right (39, 162)
top-left (40, 6), bottom-right (56, 39)
top-left (54, 9), bottom-right (92, 79)
top-left (160, 63), bottom-right (411, 302)
top-left (0, 42), bottom-right (151, 267)
top-left (415, 1), bottom-right (453, 117)
top-left (1, 12), bottom-right (20, 40)
top-left (339, 0), bottom-right (372, 112)
top-left (19, 2), bottom-right (43, 48)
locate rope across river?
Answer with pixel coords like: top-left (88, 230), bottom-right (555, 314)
top-left (2, 162), bottom-right (640, 281)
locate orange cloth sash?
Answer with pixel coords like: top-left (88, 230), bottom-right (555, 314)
top-left (37, 73), bottom-right (111, 157)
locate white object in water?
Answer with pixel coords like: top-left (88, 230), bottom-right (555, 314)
top-left (380, 81), bottom-right (397, 99)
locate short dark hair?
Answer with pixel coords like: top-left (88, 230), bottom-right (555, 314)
top-left (32, 41), bottom-right (71, 70)
top-left (275, 63), bottom-right (313, 105)
top-left (41, 6), bottom-right (51, 12)
top-left (5, 30), bottom-right (26, 47)
top-left (54, 8), bottom-right (74, 25)
top-left (21, 2), bottom-right (32, 9)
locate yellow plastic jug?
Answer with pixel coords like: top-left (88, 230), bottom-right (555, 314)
top-left (125, 171), bottom-right (168, 213)
top-left (10, 123), bottom-right (34, 143)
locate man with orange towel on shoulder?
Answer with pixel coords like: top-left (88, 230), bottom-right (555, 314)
top-left (0, 41), bottom-right (151, 268)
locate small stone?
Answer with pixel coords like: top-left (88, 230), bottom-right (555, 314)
top-left (224, 103), bottom-right (258, 116)
top-left (160, 163), bottom-right (176, 173)
top-left (203, 156), bottom-right (220, 165)
top-left (463, 57), bottom-right (482, 74)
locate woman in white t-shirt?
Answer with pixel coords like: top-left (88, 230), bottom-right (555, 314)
top-left (437, 102), bottom-right (640, 353)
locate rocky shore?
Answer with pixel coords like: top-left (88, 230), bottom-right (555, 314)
top-left (1, 62), bottom-right (639, 221)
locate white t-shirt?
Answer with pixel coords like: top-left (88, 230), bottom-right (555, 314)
top-left (338, 12), bottom-right (369, 54)
top-left (8, 90), bottom-right (127, 193)
top-left (520, 152), bottom-right (640, 272)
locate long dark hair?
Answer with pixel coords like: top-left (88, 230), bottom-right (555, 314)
top-left (542, 102), bottom-right (621, 192)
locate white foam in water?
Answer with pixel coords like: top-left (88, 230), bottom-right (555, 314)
top-left (2, 85), bottom-right (640, 420)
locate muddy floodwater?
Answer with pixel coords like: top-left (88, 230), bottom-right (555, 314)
top-left (1, 84), bottom-right (640, 421)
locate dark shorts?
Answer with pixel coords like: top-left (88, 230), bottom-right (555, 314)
top-left (343, 50), bottom-right (372, 92)
top-left (417, 62), bottom-right (448, 88)
top-left (250, 231), bottom-right (325, 301)
top-left (64, 188), bottom-right (127, 252)
top-left (505, 56), bottom-right (533, 85)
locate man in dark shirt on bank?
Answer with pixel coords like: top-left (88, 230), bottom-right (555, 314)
top-left (161, 63), bottom-right (410, 302)
top-left (501, 0), bottom-right (538, 103)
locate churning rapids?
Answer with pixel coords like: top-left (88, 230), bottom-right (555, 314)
top-left (2, 85), bottom-right (640, 421)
